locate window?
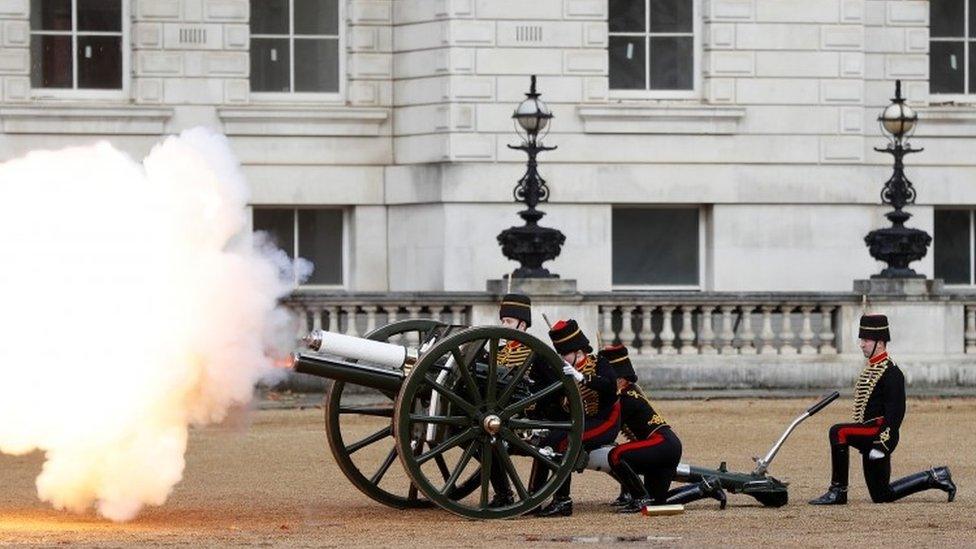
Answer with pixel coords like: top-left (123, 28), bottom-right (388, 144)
top-left (250, 0), bottom-right (340, 94)
top-left (608, 0), bottom-right (696, 95)
top-left (253, 207), bottom-right (344, 286)
top-left (612, 207), bottom-right (702, 287)
top-left (30, 0), bottom-right (124, 92)
top-left (930, 0), bottom-right (975, 95)
top-left (934, 209), bottom-right (974, 284)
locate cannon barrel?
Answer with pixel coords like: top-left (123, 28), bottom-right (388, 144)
top-left (293, 352), bottom-right (405, 393)
top-left (303, 329), bottom-right (415, 370)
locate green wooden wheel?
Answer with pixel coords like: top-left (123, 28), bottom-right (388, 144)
top-left (324, 318), bottom-right (478, 509)
top-left (393, 326), bottom-right (584, 519)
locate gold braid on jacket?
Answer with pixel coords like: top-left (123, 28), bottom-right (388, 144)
top-left (562, 354), bottom-right (600, 416)
top-left (497, 341), bottom-right (533, 369)
top-left (852, 357), bottom-right (890, 423)
top-left (620, 385), bottom-right (668, 442)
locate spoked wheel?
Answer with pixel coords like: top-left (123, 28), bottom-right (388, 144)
top-left (393, 326), bottom-right (584, 519)
top-left (324, 319), bottom-right (477, 509)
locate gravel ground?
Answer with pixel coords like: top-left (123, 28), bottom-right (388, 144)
top-left (1, 397), bottom-right (972, 548)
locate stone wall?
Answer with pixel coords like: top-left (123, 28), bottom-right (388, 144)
top-left (1, 1), bottom-right (974, 294)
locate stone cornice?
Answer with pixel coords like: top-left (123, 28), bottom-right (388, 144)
top-left (217, 106), bottom-right (390, 137)
top-left (577, 104), bottom-right (746, 135)
top-left (0, 105), bottom-right (172, 135)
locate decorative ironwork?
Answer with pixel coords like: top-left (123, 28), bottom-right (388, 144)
top-left (497, 76), bottom-right (566, 278)
top-left (864, 80), bottom-right (931, 278)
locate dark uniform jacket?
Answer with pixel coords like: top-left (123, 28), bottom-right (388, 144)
top-left (618, 381), bottom-right (670, 441)
top-left (575, 353), bottom-right (619, 420)
top-left (851, 352), bottom-right (906, 454)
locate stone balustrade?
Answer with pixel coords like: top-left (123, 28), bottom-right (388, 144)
top-left (593, 297), bottom-right (851, 357)
top-left (284, 291), bottom-right (976, 354)
top-left (283, 292), bottom-right (490, 345)
top-left (277, 290), bottom-right (976, 390)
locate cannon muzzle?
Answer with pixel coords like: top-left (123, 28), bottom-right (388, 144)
top-left (293, 352), bottom-right (404, 393)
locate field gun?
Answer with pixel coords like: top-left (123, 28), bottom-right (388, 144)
top-left (291, 320), bottom-right (585, 520)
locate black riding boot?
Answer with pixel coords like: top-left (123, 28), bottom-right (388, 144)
top-left (612, 462), bottom-right (650, 514)
top-left (488, 454), bottom-right (514, 508)
top-left (536, 473), bottom-right (573, 517)
top-left (887, 467), bottom-right (956, 503)
top-left (609, 484), bottom-right (632, 507)
top-left (665, 477), bottom-right (727, 510)
top-left (810, 443), bottom-right (849, 505)
top-left (809, 483), bottom-right (848, 505)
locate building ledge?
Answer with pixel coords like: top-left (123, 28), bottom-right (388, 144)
top-left (0, 105), bottom-right (173, 135)
top-left (915, 106), bottom-right (976, 137)
top-left (577, 104), bottom-right (745, 135)
top-left (217, 106), bottom-right (389, 137)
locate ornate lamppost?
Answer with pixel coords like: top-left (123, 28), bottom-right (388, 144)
top-left (496, 75), bottom-right (566, 278)
top-left (864, 80), bottom-right (931, 278)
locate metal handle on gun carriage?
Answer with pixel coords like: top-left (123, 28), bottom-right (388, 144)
top-left (752, 391), bottom-right (840, 476)
top-left (805, 390), bottom-right (840, 416)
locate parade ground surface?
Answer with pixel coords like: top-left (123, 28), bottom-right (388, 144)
top-left (1, 397), bottom-right (973, 548)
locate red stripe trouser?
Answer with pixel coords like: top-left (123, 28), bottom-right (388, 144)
top-left (609, 427), bottom-right (682, 504)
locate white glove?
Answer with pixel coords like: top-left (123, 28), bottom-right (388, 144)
top-left (868, 449), bottom-right (885, 460)
top-left (562, 362), bottom-right (584, 382)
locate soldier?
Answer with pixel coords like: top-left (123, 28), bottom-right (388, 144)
top-left (601, 344), bottom-right (726, 513)
top-left (531, 319), bottom-right (620, 517)
top-left (809, 314), bottom-right (956, 505)
top-left (488, 293), bottom-right (534, 507)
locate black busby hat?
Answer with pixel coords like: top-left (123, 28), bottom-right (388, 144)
top-left (499, 293), bottom-right (532, 327)
top-left (859, 314), bottom-right (890, 342)
top-left (549, 319), bottom-right (592, 355)
top-left (600, 344), bottom-right (636, 382)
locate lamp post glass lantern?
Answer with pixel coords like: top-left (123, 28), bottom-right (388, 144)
top-left (864, 80), bottom-right (931, 279)
top-left (496, 75), bottom-right (565, 279)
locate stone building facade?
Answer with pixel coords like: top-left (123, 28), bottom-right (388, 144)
top-left (2, 0), bottom-right (975, 296)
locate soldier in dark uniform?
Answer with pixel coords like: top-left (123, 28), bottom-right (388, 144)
top-left (601, 345), bottom-right (726, 513)
top-left (488, 293), bottom-right (535, 507)
top-left (531, 319), bottom-right (620, 517)
top-left (809, 314), bottom-right (956, 505)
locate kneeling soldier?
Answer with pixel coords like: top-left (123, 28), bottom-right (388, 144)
top-left (532, 319), bottom-right (620, 518)
top-left (602, 345), bottom-right (726, 513)
top-left (488, 293), bottom-right (534, 508)
top-left (809, 314), bottom-right (956, 505)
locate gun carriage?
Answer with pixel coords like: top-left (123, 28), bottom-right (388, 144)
top-left (293, 320), bottom-right (584, 519)
top-left (291, 319), bottom-right (838, 518)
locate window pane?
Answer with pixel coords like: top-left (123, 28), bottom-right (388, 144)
top-left (30, 35), bottom-right (72, 88)
top-left (251, 0), bottom-right (289, 34)
top-left (649, 36), bottom-right (693, 90)
top-left (253, 209), bottom-right (295, 260)
top-left (650, 0), bottom-right (693, 32)
top-left (31, 0), bottom-right (71, 31)
top-left (930, 0), bottom-right (965, 37)
top-left (934, 210), bottom-right (970, 284)
top-left (250, 38), bottom-right (291, 92)
top-left (77, 35), bottom-right (121, 89)
top-left (294, 0), bottom-right (339, 35)
top-left (612, 208), bottom-right (699, 286)
top-left (78, 0), bottom-right (121, 32)
top-left (929, 41), bottom-right (965, 94)
top-left (609, 36), bottom-right (645, 90)
top-left (971, 0), bottom-right (976, 38)
top-left (970, 42), bottom-right (976, 94)
top-left (609, 0), bottom-right (645, 32)
top-left (298, 209), bottom-right (343, 285)
top-left (294, 38), bottom-right (338, 92)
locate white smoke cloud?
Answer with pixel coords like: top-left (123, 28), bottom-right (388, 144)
top-left (0, 128), bottom-right (300, 521)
